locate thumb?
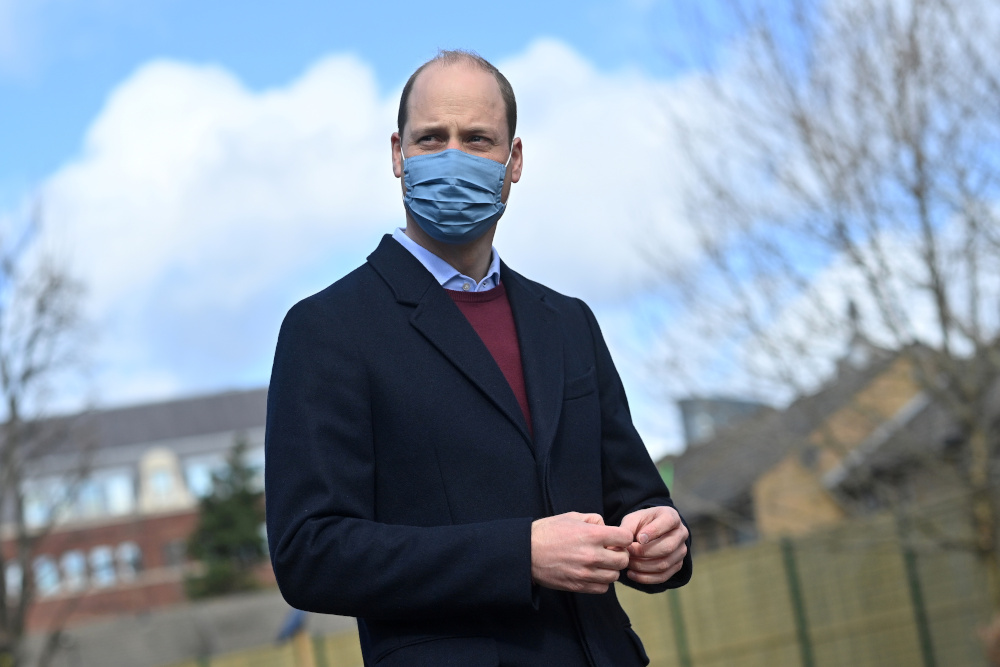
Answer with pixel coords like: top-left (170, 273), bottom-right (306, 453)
top-left (620, 510), bottom-right (653, 542)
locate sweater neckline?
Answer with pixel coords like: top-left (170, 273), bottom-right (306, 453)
top-left (446, 282), bottom-right (507, 303)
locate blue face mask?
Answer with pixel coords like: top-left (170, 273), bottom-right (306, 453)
top-left (401, 148), bottom-right (511, 244)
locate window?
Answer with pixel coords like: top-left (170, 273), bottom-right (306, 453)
top-left (76, 480), bottom-right (105, 518)
top-left (89, 547), bottom-right (116, 588)
top-left (162, 540), bottom-right (187, 568)
top-left (5, 563), bottom-right (22, 599)
top-left (61, 551), bottom-right (87, 592)
top-left (692, 411), bottom-right (716, 443)
top-left (23, 478), bottom-right (61, 528)
top-left (69, 469), bottom-right (136, 520)
top-left (33, 556), bottom-right (60, 597)
top-left (183, 455), bottom-right (226, 498)
top-left (105, 472), bottom-right (136, 516)
top-left (799, 445), bottom-right (819, 469)
top-left (150, 469), bottom-right (174, 500)
top-left (116, 542), bottom-right (142, 581)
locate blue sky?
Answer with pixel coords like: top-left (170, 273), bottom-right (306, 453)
top-left (0, 0), bottom-right (688, 205)
top-left (0, 0), bottom-right (729, 457)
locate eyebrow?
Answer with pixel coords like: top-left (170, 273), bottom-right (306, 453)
top-left (408, 123), bottom-right (499, 139)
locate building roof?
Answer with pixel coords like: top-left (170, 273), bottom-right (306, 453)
top-left (665, 349), bottom-right (900, 522)
top-left (26, 388), bottom-right (268, 472)
top-left (74, 387), bottom-right (268, 452)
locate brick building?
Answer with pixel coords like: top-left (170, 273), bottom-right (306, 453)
top-left (662, 340), bottom-right (991, 550)
top-left (1, 388), bottom-right (269, 631)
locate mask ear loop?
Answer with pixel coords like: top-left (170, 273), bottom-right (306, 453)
top-left (504, 141), bottom-right (515, 167)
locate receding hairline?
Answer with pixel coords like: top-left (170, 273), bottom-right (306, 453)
top-left (397, 49), bottom-right (517, 146)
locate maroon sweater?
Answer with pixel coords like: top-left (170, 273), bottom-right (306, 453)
top-left (448, 284), bottom-right (532, 435)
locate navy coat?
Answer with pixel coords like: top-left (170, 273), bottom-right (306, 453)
top-left (265, 235), bottom-right (692, 666)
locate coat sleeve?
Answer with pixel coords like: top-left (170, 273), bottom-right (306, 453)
top-left (576, 299), bottom-right (693, 593)
top-left (265, 297), bottom-right (535, 619)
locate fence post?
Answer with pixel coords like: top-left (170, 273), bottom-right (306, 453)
top-left (898, 515), bottom-right (937, 667)
top-left (292, 630), bottom-right (317, 667)
top-left (667, 588), bottom-right (693, 667)
top-left (312, 635), bottom-right (328, 667)
top-left (780, 538), bottom-right (815, 667)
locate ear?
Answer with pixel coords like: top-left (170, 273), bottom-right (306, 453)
top-left (509, 137), bottom-right (523, 184)
top-left (391, 132), bottom-right (403, 178)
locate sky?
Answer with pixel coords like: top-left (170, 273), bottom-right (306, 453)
top-left (0, 0), bottom-right (729, 458)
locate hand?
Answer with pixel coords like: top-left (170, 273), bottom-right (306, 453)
top-left (619, 506), bottom-right (688, 585)
top-left (530, 512), bottom-right (633, 594)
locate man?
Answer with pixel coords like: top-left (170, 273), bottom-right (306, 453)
top-left (265, 50), bottom-right (691, 667)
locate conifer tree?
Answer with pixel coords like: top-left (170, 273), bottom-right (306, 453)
top-left (186, 435), bottom-right (266, 598)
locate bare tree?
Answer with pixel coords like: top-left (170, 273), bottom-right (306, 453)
top-left (654, 0), bottom-right (1000, 605)
top-left (0, 209), bottom-right (89, 667)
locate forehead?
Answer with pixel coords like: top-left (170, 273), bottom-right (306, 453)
top-left (407, 62), bottom-right (506, 134)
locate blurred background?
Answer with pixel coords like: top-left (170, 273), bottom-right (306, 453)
top-left (1, 0), bottom-right (998, 665)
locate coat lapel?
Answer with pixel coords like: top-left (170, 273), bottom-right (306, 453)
top-left (367, 236), bottom-right (533, 450)
top-left (501, 264), bottom-right (565, 464)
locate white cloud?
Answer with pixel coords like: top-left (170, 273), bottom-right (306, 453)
top-left (42, 53), bottom-right (400, 404)
top-left (48, 55), bottom-right (397, 316)
top-left (497, 39), bottom-right (694, 300)
top-left (37, 39), bottom-right (700, 408)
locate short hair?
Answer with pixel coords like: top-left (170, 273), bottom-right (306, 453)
top-left (397, 50), bottom-right (517, 147)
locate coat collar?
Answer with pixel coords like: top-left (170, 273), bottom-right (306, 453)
top-left (500, 262), bottom-right (564, 464)
top-left (366, 235), bottom-right (565, 461)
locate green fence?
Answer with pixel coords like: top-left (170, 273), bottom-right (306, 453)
top-left (620, 497), bottom-right (993, 667)
top-left (165, 497), bottom-right (994, 667)
top-left (164, 631), bottom-right (363, 667)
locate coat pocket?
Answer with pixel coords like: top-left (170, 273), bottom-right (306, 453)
top-left (564, 366), bottom-right (596, 400)
top-left (375, 635), bottom-right (499, 667)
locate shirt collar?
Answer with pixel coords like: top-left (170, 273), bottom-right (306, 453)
top-left (392, 227), bottom-right (501, 292)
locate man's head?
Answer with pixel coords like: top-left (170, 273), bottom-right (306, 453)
top-left (392, 50), bottom-right (524, 249)
top-left (398, 50), bottom-right (516, 147)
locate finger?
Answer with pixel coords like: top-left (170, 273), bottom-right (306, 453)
top-left (599, 548), bottom-right (631, 572)
top-left (628, 545), bottom-right (687, 574)
top-left (633, 507), bottom-right (683, 544)
top-left (627, 554), bottom-right (676, 574)
top-left (580, 513), bottom-right (606, 526)
top-left (628, 528), bottom-right (686, 559)
top-left (576, 582), bottom-right (612, 595)
top-left (618, 510), bottom-right (652, 539)
top-left (636, 509), bottom-right (681, 544)
top-left (585, 555), bottom-right (630, 579)
top-left (598, 526), bottom-right (635, 550)
top-left (626, 559), bottom-right (685, 585)
top-left (620, 507), bottom-right (679, 544)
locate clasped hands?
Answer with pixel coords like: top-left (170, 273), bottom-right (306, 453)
top-left (530, 508), bottom-right (688, 594)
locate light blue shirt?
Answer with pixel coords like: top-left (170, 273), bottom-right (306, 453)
top-left (392, 227), bottom-right (501, 292)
